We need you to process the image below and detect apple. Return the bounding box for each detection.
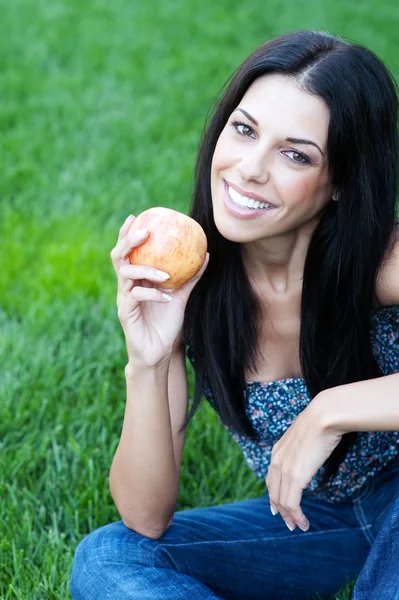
[128,207,208,289]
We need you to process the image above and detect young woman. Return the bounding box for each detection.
[70,31,399,600]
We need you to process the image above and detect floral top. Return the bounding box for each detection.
[185,305,399,503]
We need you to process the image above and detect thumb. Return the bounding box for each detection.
[193,252,210,282]
[179,252,210,295]
[196,252,210,279]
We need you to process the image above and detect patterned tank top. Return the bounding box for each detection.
[185,305,399,503]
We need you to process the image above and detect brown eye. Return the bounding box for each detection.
[231,121,255,138]
[237,124,252,135]
[283,150,311,165]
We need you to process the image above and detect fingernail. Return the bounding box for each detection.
[155,270,170,280]
[270,505,277,516]
[298,523,309,532]
[162,293,172,302]
[135,228,148,236]
[285,522,294,531]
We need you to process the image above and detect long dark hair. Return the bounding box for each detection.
[181,30,399,485]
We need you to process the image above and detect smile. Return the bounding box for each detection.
[223,180,276,220]
[227,185,273,210]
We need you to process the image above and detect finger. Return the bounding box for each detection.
[116,282,172,319]
[265,464,282,519]
[265,488,279,516]
[110,228,149,268]
[130,286,172,303]
[286,482,309,532]
[278,473,299,532]
[195,252,210,279]
[117,214,135,244]
[119,264,171,294]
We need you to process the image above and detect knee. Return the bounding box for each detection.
[70,521,143,599]
[70,523,114,599]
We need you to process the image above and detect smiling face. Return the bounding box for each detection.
[210,74,335,243]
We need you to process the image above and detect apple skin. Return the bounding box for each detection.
[128,207,208,289]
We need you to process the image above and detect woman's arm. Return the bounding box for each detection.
[316,372,399,434]
[109,356,184,540]
[265,373,399,533]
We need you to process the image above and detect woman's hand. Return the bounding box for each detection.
[110,214,209,369]
[265,396,342,532]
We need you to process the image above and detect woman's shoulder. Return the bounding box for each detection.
[375,224,399,307]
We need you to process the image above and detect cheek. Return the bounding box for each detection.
[279,171,330,204]
[212,132,239,173]
[212,141,226,172]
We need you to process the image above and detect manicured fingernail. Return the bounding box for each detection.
[285,522,294,531]
[298,523,309,532]
[135,228,148,236]
[270,505,277,516]
[155,270,170,280]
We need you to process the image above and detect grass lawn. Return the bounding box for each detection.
[1,0,398,597]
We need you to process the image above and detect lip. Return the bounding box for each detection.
[223,180,276,220]
[225,180,276,207]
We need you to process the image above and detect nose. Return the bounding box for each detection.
[236,145,270,185]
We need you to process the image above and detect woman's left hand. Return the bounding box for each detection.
[265,395,342,532]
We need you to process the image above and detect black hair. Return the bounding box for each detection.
[181,30,399,485]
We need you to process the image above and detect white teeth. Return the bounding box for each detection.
[228,186,272,210]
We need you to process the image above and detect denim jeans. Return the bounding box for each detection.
[70,460,399,600]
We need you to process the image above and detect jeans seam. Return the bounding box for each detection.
[154,525,364,550]
[353,501,375,547]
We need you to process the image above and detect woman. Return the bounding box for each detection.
[70,31,399,599]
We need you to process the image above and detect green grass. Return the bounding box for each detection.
[1,0,398,597]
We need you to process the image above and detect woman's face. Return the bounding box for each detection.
[210,74,335,243]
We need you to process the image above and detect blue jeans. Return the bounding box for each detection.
[70,461,399,600]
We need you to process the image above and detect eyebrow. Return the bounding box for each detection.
[235,108,325,157]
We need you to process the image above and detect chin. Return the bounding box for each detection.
[212,210,255,243]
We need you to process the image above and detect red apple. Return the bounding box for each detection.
[128,207,208,289]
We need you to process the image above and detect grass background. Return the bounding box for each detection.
[1,0,398,597]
